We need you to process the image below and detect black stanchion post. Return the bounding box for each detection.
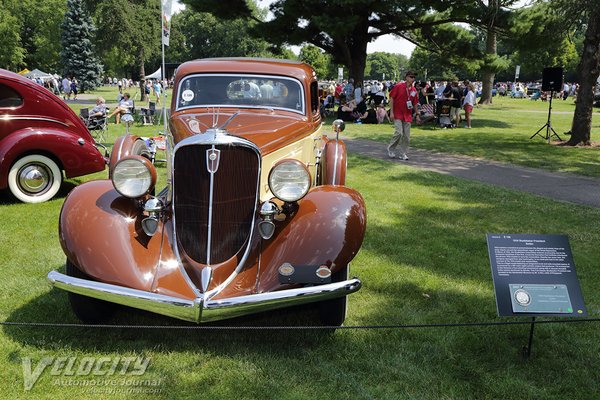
[522,317,536,359]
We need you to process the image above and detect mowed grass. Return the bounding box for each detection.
[0,87,598,398]
[340,95,600,177]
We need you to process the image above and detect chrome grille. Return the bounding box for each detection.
[173,143,259,264]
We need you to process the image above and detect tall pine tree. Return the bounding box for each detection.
[60,0,103,91]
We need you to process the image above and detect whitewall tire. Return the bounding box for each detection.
[8,154,62,203]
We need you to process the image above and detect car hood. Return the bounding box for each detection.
[170,111,318,155]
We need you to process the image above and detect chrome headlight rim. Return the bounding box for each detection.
[268,159,311,203]
[111,155,157,198]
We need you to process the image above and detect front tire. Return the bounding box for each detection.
[8,154,62,203]
[318,265,349,327]
[66,260,116,324]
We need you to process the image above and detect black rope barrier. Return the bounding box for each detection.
[1,318,599,330]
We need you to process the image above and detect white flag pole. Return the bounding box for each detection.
[160,0,172,190]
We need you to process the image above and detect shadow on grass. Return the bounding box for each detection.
[417,118,511,130]
[3,287,337,353]
[0,181,78,205]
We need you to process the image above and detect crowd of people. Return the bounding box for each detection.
[318,76,535,160]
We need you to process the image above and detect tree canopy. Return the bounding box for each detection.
[60,0,103,91]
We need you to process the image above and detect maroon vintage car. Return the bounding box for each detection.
[0,69,106,203]
[49,58,367,327]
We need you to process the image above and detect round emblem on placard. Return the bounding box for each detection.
[514,289,531,306]
[279,263,295,276]
[316,265,331,279]
[209,153,217,161]
[182,89,194,102]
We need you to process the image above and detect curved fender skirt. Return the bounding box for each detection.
[48,270,361,323]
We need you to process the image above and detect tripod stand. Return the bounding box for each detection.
[530,90,562,143]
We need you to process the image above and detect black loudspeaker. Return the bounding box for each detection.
[542,67,563,91]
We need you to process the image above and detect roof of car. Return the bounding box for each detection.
[174,58,316,83]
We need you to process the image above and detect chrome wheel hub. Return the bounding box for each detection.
[18,164,52,195]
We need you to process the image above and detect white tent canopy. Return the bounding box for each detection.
[145,67,162,80]
[24,69,53,80]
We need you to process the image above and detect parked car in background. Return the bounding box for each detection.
[49,58,367,327]
[0,69,106,202]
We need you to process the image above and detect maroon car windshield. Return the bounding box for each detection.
[176,74,305,114]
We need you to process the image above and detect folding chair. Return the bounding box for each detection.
[140,101,156,125]
[81,107,108,143]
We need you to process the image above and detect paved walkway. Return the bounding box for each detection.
[344,137,600,208]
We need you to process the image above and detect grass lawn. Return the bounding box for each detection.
[0,89,598,399]
[340,95,600,177]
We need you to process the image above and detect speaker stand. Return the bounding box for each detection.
[530,91,562,143]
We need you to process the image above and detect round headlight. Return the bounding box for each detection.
[268,160,311,202]
[111,156,156,198]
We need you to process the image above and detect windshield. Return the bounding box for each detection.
[176,74,305,114]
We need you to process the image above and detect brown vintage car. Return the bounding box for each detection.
[48,58,367,326]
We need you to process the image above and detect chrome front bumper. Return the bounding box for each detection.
[47,270,361,323]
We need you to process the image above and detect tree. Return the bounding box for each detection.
[182,0,502,86]
[408,24,481,81]
[299,45,331,79]
[1,0,66,72]
[60,0,103,91]
[0,8,24,70]
[168,7,272,62]
[366,52,408,81]
[518,0,599,145]
[564,4,600,146]
[506,1,581,82]
[94,0,161,80]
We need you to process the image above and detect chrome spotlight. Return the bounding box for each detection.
[141,197,163,237]
[258,201,280,240]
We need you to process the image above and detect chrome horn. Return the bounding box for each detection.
[332,119,345,140]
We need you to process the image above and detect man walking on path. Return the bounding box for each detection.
[388,70,420,160]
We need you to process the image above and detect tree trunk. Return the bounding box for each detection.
[564,7,600,146]
[138,47,147,102]
[479,21,497,105]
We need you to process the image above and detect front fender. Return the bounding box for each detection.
[257,185,366,292]
[59,179,199,300]
[59,180,162,292]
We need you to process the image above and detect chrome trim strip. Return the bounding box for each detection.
[332,141,339,185]
[176,73,306,115]
[206,145,216,264]
[201,278,362,322]
[48,270,360,324]
[0,115,69,127]
[48,271,201,323]
[172,132,261,297]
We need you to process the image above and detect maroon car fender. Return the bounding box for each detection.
[257,185,366,293]
[0,127,105,188]
[320,139,347,185]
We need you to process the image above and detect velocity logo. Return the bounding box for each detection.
[22,356,151,391]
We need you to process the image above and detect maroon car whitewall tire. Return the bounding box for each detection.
[7,154,62,203]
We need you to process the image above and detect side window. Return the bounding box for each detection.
[0,83,23,108]
[310,81,319,114]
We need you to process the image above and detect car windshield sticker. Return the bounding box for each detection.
[182,89,194,102]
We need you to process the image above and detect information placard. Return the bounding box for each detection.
[487,234,586,317]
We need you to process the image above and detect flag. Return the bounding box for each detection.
[162,0,173,46]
